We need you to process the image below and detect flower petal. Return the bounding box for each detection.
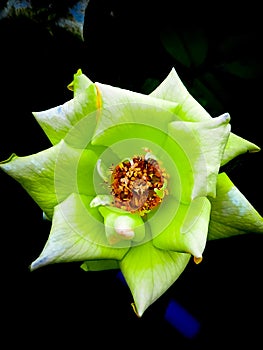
[54,142,105,201]
[119,237,191,317]
[0,141,103,219]
[152,196,211,259]
[167,113,231,199]
[221,133,260,166]
[30,193,129,270]
[208,172,263,239]
[151,67,260,163]
[91,82,179,147]
[33,82,98,145]
[150,67,211,122]
[0,145,59,219]
[67,68,93,95]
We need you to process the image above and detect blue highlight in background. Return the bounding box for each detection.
[117,271,201,338]
[165,299,201,338]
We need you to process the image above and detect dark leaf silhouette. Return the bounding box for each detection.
[0,0,90,39]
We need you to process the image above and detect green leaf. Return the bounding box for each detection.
[183,29,208,67]
[208,172,263,239]
[141,78,160,94]
[191,78,224,112]
[160,29,191,67]
[223,60,262,80]
[80,259,119,271]
[160,28,208,67]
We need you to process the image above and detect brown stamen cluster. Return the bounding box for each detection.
[111,155,168,215]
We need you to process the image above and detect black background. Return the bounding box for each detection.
[0,1,263,348]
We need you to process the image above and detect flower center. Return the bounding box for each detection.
[110,154,168,215]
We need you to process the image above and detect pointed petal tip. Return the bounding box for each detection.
[215,112,230,125]
[249,145,261,153]
[221,112,231,123]
[30,256,50,271]
[29,262,36,272]
[131,302,142,318]
[193,256,203,264]
[29,261,39,272]
[76,68,83,75]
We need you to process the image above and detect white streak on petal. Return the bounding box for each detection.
[227,188,247,216]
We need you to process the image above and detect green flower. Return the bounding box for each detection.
[1,67,262,316]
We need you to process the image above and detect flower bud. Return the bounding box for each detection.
[99,206,145,245]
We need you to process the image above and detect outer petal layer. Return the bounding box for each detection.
[150,67,211,122]
[30,193,129,270]
[119,237,191,317]
[150,67,260,164]
[33,83,98,146]
[0,145,59,219]
[167,113,230,200]
[0,141,102,219]
[208,172,263,239]
[67,68,93,96]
